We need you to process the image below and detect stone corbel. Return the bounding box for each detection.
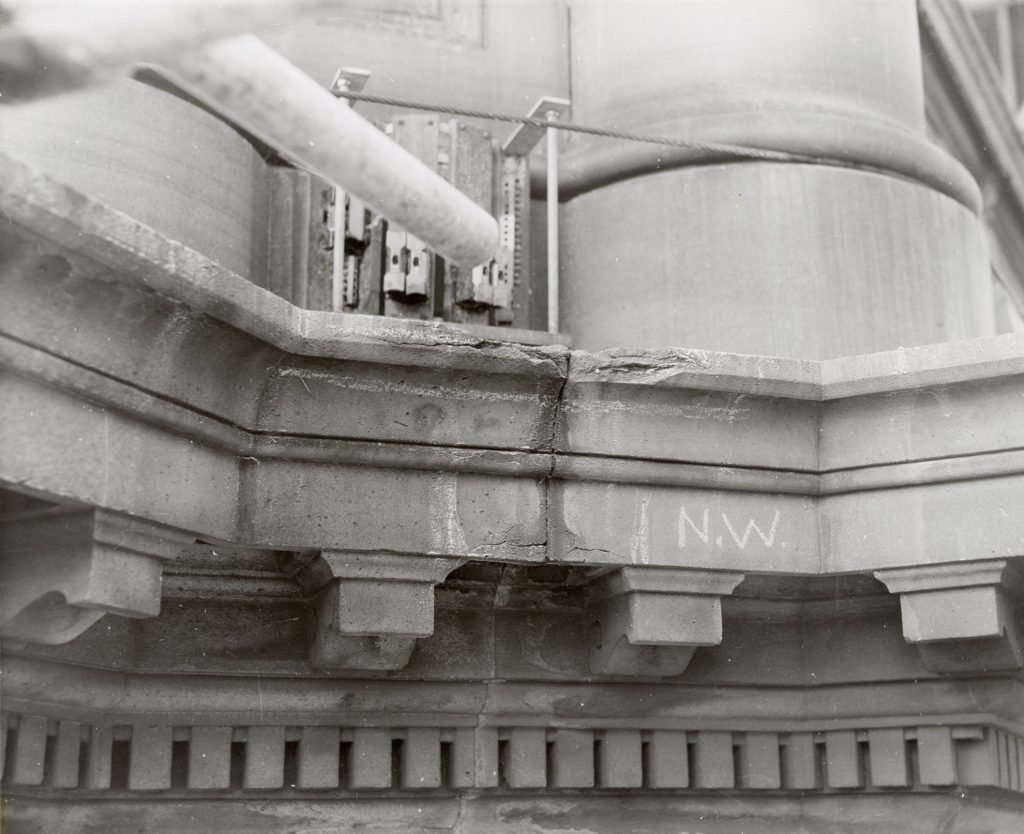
[281,551,464,671]
[586,567,745,677]
[0,507,190,644]
[875,560,1024,674]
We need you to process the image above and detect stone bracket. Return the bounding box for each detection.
[281,551,464,671]
[585,567,745,677]
[0,507,190,645]
[875,560,1024,674]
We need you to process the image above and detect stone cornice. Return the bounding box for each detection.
[0,152,569,378]
[4,158,1024,571]
[4,656,1023,730]
[3,152,1024,673]
[5,151,1024,398]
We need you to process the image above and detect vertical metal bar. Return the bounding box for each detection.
[331,81,353,312]
[546,112,560,334]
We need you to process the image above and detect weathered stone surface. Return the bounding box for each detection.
[3,120,1024,832]
[820,374,1024,470]
[561,366,819,471]
[282,551,463,671]
[260,353,562,451]
[1,372,240,541]
[8,793,1024,834]
[550,480,817,573]
[822,475,1024,573]
[586,568,744,676]
[876,560,1024,673]
[1,506,190,644]
[4,158,1024,586]
[245,464,547,558]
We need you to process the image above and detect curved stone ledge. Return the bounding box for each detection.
[542,110,982,215]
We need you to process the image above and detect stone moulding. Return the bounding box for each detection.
[2,151,1024,675]
[2,708,1022,796]
[0,508,191,645]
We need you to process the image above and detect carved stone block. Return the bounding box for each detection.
[281,551,463,670]
[586,567,744,676]
[875,560,1024,673]
[0,506,190,644]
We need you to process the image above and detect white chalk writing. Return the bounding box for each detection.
[679,507,780,550]
[678,507,710,546]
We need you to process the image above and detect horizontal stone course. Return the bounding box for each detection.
[3,711,1018,797]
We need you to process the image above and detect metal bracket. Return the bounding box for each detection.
[502,96,571,157]
[329,66,372,311]
[502,96,570,334]
[330,67,372,98]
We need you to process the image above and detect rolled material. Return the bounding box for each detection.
[161,35,499,268]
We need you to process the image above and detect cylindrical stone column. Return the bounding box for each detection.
[561,0,994,358]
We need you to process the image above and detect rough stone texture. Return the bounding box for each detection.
[2,88,1024,833]
[1,507,190,645]
[8,793,1024,834]
[876,560,1024,673]
[586,568,744,675]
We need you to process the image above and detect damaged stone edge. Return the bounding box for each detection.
[6,150,1024,398]
[0,152,569,379]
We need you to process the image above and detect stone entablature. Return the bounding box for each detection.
[3,153,1024,677]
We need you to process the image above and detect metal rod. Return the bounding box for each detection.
[161,35,498,268]
[546,111,560,334]
[331,82,353,313]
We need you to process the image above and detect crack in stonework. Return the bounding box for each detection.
[567,544,619,558]
[537,367,570,562]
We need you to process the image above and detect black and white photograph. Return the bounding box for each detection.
[1,0,1023,831]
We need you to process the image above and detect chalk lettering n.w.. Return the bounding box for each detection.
[678,506,780,550]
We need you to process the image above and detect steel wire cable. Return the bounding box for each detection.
[335,90,829,165]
